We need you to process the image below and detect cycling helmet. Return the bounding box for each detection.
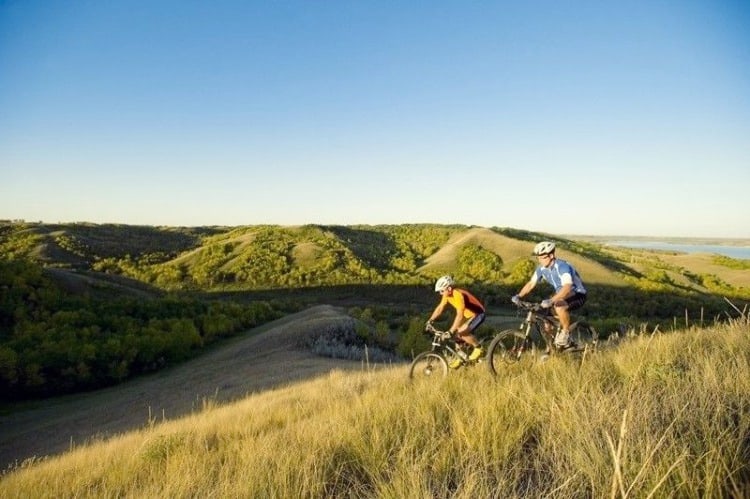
[532,241,556,256]
[434,275,454,292]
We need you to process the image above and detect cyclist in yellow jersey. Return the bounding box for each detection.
[426,275,485,368]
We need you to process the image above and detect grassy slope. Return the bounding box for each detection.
[0,305,367,471]
[420,227,527,270]
[420,227,626,285]
[1,317,748,497]
[664,252,750,288]
[43,268,163,300]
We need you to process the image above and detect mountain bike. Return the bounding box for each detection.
[408,323,484,380]
[486,300,599,377]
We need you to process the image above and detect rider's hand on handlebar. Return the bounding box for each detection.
[511,295,521,306]
[541,299,553,308]
[424,320,433,332]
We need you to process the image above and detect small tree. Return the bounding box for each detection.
[396,317,431,359]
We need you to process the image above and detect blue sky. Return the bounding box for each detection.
[1,1,749,237]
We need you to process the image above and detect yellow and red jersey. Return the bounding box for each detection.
[439,288,485,318]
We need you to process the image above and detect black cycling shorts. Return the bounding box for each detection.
[562,293,587,311]
[466,312,486,332]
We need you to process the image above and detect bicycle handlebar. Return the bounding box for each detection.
[513,300,550,312]
[424,323,452,340]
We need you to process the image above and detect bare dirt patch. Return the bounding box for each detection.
[291,241,324,268]
[0,305,383,471]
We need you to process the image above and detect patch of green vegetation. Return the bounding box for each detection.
[490,226,545,241]
[712,255,750,270]
[0,258,282,401]
[0,227,43,259]
[456,244,504,282]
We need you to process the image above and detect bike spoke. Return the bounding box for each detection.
[409,352,448,380]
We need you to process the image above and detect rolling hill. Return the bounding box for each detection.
[3,221,748,296]
[2,221,748,407]
[2,221,749,484]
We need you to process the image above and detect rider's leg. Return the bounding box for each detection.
[553,302,573,347]
[456,327,479,348]
[461,313,485,360]
[555,304,572,331]
[457,313,485,347]
[447,327,478,368]
[553,294,587,348]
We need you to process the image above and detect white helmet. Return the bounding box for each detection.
[532,241,556,256]
[434,275,454,292]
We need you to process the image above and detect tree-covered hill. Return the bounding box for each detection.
[4,222,747,298]
[2,221,748,401]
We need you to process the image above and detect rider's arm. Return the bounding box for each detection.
[517,273,539,298]
[428,296,447,322]
[549,282,573,304]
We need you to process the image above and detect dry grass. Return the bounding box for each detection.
[0,305,368,471]
[2,317,748,498]
[420,227,531,272]
[664,253,750,289]
[292,241,325,268]
[602,245,750,290]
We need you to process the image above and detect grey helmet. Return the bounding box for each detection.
[532,241,556,256]
[434,275,455,292]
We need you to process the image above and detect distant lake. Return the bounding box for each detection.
[606,241,750,260]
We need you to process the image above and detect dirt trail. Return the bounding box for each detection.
[0,305,374,471]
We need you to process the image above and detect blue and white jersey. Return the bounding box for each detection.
[530,258,587,295]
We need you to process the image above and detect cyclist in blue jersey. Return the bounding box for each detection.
[511,241,587,349]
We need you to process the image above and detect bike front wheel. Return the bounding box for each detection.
[486,330,534,377]
[409,352,448,380]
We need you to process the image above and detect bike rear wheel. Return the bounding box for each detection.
[409,352,448,380]
[487,330,534,376]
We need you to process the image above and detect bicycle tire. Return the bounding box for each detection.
[486,330,534,376]
[409,352,448,380]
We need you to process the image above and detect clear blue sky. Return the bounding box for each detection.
[2,1,749,238]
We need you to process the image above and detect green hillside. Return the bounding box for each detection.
[3,221,747,296]
[2,221,748,401]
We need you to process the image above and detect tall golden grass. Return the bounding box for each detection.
[2,319,748,498]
